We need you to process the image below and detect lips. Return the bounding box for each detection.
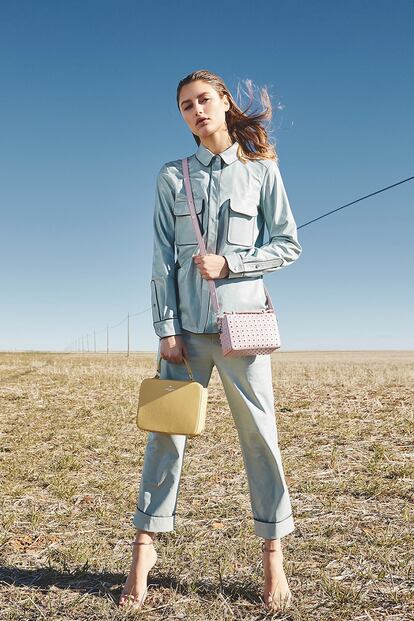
[196,117,209,126]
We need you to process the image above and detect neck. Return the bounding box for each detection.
[200,132,233,155]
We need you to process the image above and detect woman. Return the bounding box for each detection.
[119,69,302,613]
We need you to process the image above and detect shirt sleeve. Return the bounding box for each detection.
[222,161,302,278]
[151,165,183,338]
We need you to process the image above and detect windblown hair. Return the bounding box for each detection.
[176,69,280,164]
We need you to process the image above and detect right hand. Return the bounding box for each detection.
[159,334,189,364]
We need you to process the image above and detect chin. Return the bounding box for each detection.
[198,127,216,137]
[195,124,217,136]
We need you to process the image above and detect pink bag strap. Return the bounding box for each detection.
[181,157,222,316]
[181,157,274,314]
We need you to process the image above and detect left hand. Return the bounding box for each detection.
[193,253,229,279]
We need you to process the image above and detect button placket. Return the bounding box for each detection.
[208,155,222,253]
[201,154,222,332]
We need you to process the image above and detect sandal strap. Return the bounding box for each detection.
[261,541,282,553]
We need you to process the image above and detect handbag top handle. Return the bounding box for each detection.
[155,354,194,380]
[181,157,274,316]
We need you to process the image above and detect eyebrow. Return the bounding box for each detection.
[180,91,211,107]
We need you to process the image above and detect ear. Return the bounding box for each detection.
[222,94,231,112]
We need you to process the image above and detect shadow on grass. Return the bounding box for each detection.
[0,565,263,606]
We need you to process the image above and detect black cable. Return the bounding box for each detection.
[297,175,414,229]
[68,175,413,350]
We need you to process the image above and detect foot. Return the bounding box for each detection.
[261,539,292,613]
[118,531,158,610]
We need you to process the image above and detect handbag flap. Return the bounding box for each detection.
[137,377,208,436]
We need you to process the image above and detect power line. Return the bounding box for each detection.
[64,306,152,353]
[67,174,413,352]
[297,175,414,229]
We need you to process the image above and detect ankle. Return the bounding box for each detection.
[135,529,156,545]
[263,537,282,552]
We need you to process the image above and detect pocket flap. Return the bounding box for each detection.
[229,196,258,216]
[173,197,203,215]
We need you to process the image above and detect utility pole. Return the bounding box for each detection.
[127,313,130,357]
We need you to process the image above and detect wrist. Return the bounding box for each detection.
[222,256,230,277]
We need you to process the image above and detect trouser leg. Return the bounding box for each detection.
[132,330,214,532]
[212,335,295,539]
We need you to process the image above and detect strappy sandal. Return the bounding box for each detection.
[261,541,283,553]
[261,541,292,612]
[118,540,156,609]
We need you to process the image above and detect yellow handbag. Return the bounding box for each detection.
[136,355,208,437]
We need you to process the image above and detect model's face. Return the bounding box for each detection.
[178,80,230,138]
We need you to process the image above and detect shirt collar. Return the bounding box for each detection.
[195,140,240,166]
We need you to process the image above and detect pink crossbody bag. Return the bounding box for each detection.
[182,157,281,357]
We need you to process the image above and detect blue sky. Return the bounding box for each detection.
[1,0,413,352]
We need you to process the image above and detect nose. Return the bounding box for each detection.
[195,105,204,120]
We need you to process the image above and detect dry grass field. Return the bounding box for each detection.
[0,350,413,621]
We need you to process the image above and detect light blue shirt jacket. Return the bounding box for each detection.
[151,140,302,338]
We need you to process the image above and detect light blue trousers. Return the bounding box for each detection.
[132,329,295,539]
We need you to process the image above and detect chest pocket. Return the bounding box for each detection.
[227,196,258,247]
[173,197,204,246]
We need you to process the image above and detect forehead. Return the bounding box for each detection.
[179,81,216,106]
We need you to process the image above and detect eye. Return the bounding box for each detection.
[183,97,209,111]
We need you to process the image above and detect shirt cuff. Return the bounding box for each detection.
[224,253,284,278]
[223,252,245,278]
[153,318,183,338]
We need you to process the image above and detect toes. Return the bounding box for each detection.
[263,589,292,612]
[118,589,148,609]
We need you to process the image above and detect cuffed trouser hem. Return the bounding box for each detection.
[132,507,175,533]
[253,513,295,539]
